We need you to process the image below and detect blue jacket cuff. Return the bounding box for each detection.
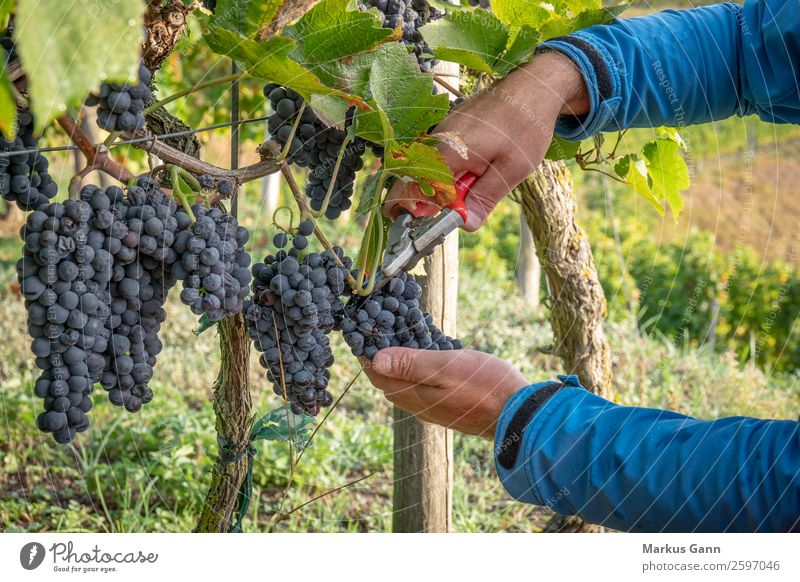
[494,374,583,506]
[539,33,623,141]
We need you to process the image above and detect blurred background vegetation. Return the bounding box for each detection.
[1,1,798,533]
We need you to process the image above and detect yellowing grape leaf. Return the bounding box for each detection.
[384,141,455,204]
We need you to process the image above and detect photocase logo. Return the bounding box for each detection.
[20,542,46,570]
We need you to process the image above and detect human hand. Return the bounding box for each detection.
[362,348,529,437]
[384,51,589,231]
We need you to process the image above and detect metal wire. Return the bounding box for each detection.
[0,114,270,159]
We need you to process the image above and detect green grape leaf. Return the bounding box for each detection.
[616,154,665,215]
[421,9,509,74]
[0,0,13,27]
[251,407,315,451]
[16,0,145,132]
[559,0,603,12]
[540,4,628,39]
[310,94,349,128]
[368,43,450,142]
[643,138,690,219]
[490,0,555,28]
[384,140,455,202]
[493,25,540,76]
[655,126,687,150]
[545,135,581,161]
[353,100,394,146]
[284,0,394,64]
[211,0,283,38]
[0,65,16,139]
[569,4,629,30]
[206,28,366,108]
[312,50,376,98]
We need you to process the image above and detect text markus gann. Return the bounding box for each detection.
[49,542,158,564]
[643,544,721,554]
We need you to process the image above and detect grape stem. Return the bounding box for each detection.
[67,165,93,200]
[354,197,383,296]
[434,75,465,99]
[275,101,307,164]
[169,165,197,222]
[174,166,202,191]
[271,205,296,233]
[265,141,358,288]
[142,71,247,116]
[103,131,121,147]
[311,133,350,219]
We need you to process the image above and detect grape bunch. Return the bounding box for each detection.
[467,0,491,8]
[202,0,217,12]
[82,179,179,412]
[340,271,461,359]
[362,0,443,72]
[197,173,235,198]
[1,109,60,211]
[264,83,366,220]
[173,204,252,321]
[87,62,153,133]
[246,220,352,415]
[19,200,111,443]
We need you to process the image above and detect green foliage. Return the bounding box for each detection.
[0,64,15,138]
[14,0,145,132]
[362,43,449,142]
[421,10,511,74]
[284,0,394,63]
[211,0,283,38]
[251,408,315,452]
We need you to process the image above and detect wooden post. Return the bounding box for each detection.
[516,212,541,307]
[392,235,457,532]
[392,19,458,531]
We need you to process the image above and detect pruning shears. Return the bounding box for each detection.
[380,172,478,281]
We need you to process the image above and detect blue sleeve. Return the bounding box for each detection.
[494,375,800,532]
[538,0,800,139]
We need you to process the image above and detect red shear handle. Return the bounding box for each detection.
[448,171,478,223]
[409,171,478,221]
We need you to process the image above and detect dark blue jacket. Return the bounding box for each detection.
[494,0,800,532]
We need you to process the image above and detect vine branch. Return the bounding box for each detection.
[56,114,135,183]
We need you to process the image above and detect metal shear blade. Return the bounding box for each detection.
[380,209,464,282]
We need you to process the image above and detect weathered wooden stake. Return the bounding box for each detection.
[392,234,457,532]
[392,28,458,531]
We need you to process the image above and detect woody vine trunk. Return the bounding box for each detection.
[194,314,253,532]
[517,160,612,533]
